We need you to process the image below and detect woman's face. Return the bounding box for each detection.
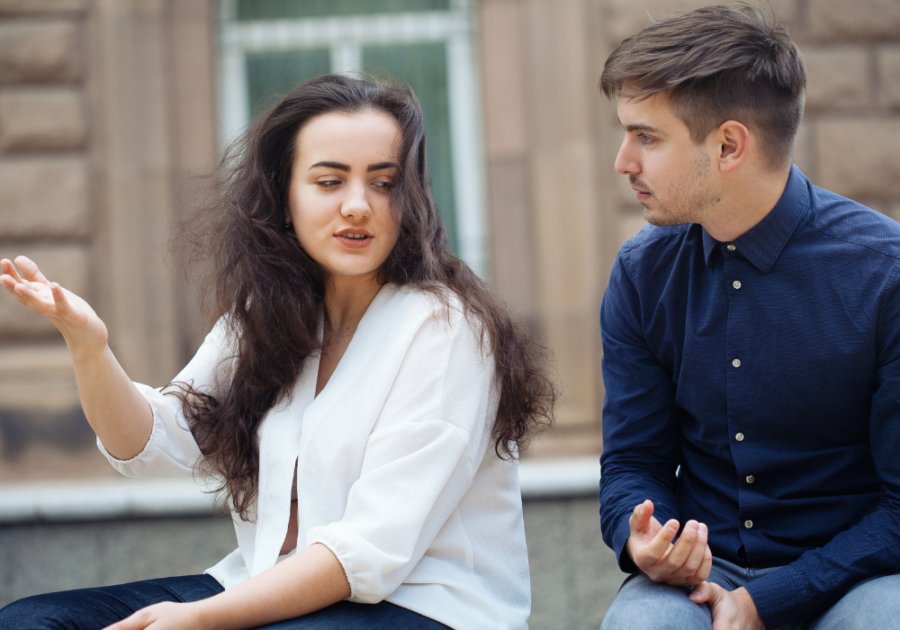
[287,109,402,286]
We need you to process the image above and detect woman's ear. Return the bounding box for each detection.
[716,120,750,173]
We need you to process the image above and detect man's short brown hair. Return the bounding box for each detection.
[600,3,806,170]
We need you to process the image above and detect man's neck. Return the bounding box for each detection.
[702,166,792,243]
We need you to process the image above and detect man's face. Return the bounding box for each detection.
[615,93,719,227]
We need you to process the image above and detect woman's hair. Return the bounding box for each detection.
[600,3,806,170]
[174,74,557,519]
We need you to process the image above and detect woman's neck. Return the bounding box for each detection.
[323,273,383,341]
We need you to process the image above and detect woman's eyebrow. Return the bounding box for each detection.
[368,161,399,172]
[309,161,350,171]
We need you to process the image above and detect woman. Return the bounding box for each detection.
[0,75,555,630]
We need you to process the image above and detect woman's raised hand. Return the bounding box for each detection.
[2,255,153,459]
[0,256,108,351]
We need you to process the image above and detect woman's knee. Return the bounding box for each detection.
[0,594,73,630]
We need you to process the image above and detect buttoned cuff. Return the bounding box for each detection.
[744,565,814,628]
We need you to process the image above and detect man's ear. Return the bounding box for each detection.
[715,120,750,173]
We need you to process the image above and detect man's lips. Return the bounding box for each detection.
[629,179,651,202]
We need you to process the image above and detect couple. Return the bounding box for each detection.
[2,5,899,630]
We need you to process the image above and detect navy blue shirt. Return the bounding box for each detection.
[599,166,900,627]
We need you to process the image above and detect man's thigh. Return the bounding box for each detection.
[599,557,747,630]
[805,574,900,630]
[599,573,713,630]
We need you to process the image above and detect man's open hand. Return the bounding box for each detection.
[625,499,712,586]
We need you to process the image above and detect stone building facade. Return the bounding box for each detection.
[0,0,898,475]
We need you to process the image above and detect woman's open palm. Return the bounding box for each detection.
[0,256,108,350]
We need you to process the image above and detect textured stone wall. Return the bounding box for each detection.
[802,0,900,216]
[1,0,897,466]
[0,0,218,469]
[0,0,88,447]
[607,0,900,239]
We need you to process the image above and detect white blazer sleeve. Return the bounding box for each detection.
[97,317,233,478]
[306,306,499,603]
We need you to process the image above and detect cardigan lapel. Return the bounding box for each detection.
[298,284,402,439]
[250,349,319,576]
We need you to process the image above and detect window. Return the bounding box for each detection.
[218,0,487,275]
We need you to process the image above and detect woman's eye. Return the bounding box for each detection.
[374,180,395,191]
[317,179,341,188]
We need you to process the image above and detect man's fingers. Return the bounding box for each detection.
[693,545,713,584]
[640,518,679,563]
[654,519,696,567]
[689,580,723,605]
[671,522,708,582]
[14,256,50,285]
[628,500,655,534]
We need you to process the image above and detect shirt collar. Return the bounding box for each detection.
[702,165,809,272]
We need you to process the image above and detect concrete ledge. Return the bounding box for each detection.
[518,456,600,499]
[0,478,218,523]
[0,456,600,524]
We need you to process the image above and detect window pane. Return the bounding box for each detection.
[237,0,449,21]
[246,49,331,116]
[363,43,457,253]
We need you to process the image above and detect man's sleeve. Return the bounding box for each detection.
[599,247,681,571]
[744,263,900,627]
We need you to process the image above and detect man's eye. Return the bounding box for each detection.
[637,133,654,145]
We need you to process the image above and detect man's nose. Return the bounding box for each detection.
[615,137,639,176]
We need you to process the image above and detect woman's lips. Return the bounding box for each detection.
[334,234,372,249]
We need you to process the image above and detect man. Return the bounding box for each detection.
[598,5,900,630]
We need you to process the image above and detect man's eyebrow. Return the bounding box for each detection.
[616,116,662,134]
[367,161,399,172]
[309,161,350,171]
[625,123,662,134]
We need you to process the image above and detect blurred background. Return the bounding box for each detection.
[0,0,898,627]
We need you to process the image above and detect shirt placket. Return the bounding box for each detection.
[723,242,757,560]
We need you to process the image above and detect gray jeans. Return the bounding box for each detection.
[600,556,900,630]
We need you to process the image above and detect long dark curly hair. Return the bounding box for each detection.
[174,74,557,519]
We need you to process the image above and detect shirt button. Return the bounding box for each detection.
[744,520,754,529]
[746,475,755,484]
[727,244,736,251]
[732,358,741,368]
[733,280,742,290]
[735,432,745,441]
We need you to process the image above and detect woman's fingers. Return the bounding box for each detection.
[1,258,48,306]
[14,255,50,285]
[50,282,71,315]
[1,257,24,283]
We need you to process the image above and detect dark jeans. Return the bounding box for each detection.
[0,574,452,630]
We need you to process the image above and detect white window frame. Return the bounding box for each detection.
[218,0,488,276]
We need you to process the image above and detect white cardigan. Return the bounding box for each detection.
[98,284,531,630]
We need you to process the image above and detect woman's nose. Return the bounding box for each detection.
[340,181,372,219]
